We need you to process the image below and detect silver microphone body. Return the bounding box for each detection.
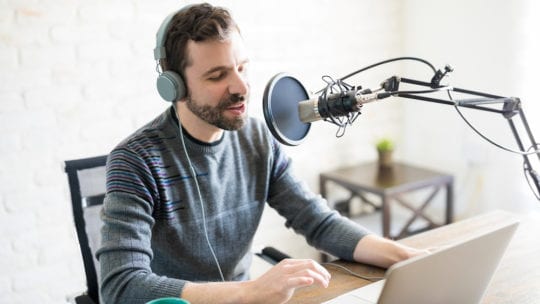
[298,91,379,123]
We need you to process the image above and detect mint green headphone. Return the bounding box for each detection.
[153,8,188,102]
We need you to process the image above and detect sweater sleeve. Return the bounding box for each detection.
[266,140,372,261]
[96,149,185,304]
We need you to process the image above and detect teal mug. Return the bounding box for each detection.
[146,298,190,304]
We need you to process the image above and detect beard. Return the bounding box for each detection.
[185,93,248,131]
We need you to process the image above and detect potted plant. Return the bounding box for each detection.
[376,138,395,168]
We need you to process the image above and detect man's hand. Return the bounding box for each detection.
[242,259,331,304]
[353,234,429,268]
[182,259,330,304]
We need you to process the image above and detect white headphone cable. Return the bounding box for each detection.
[172,103,225,282]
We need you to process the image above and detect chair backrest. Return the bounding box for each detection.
[65,155,108,304]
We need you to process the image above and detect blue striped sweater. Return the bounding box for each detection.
[96,106,369,303]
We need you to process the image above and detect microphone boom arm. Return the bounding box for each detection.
[387,76,540,200]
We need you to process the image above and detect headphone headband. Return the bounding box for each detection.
[154,10,179,61]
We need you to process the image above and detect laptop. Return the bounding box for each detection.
[324,219,519,304]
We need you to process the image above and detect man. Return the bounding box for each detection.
[97,3,425,304]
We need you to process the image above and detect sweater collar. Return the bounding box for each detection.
[168,106,225,146]
[167,106,228,154]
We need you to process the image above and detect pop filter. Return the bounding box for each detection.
[262,73,311,146]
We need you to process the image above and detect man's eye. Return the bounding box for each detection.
[208,72,225,81]
[238,63,249,74]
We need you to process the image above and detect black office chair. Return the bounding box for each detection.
[65,155,108,304]
[65,155,291,304]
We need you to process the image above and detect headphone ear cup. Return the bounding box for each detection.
[156,71,186,102]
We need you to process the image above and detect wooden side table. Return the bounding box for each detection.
[319,162,454,239]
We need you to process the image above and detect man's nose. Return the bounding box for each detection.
[229,71,249,96]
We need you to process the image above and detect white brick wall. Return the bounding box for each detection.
[0,1,403,302]
[4,0,537,303]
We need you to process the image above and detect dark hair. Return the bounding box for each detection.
[162,3,239,77]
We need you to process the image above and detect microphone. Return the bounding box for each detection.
[298,89,388,123]
[262,73,390,146]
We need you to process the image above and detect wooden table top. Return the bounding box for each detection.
[320,162,453,195]
[288,210,540,303]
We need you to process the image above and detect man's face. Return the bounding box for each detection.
[182,30,250,131]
